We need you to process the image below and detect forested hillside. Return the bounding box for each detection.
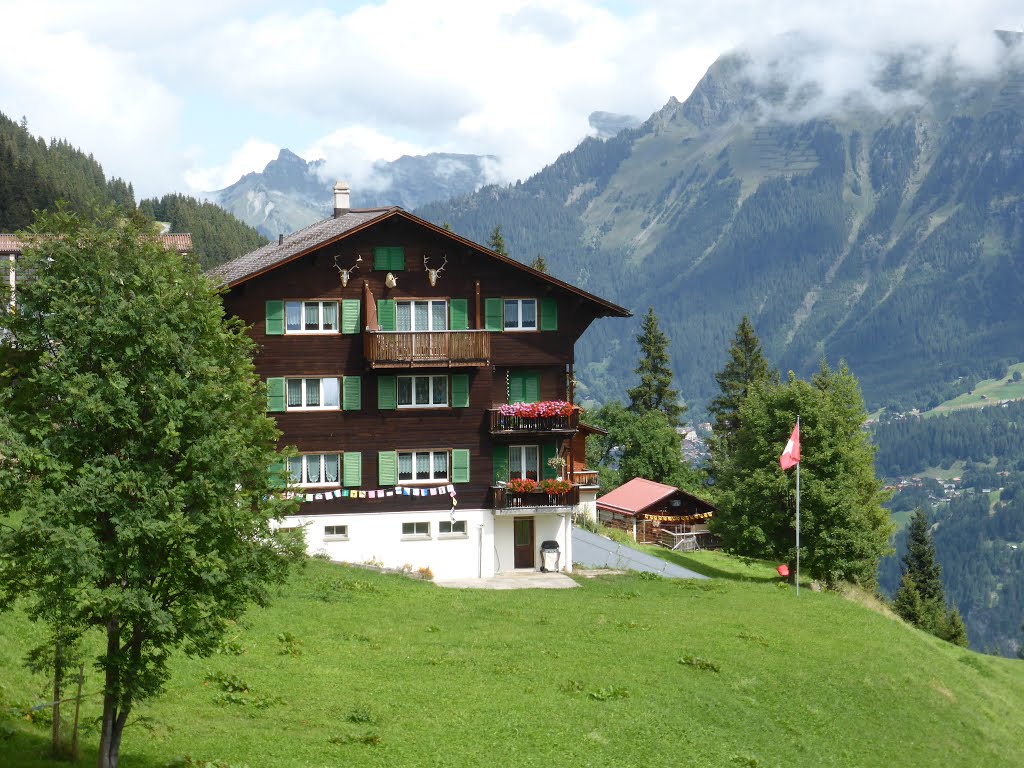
[417,34,1024,416]
[0,110,265,266]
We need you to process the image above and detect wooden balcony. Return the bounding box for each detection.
[571,469,599,487]
[488,408,580,439]
[491,485,580,513]
[364,330,490,368]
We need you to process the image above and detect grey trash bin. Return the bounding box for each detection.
[540,540,560,573]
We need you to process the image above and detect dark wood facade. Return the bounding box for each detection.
[217,210,629,515]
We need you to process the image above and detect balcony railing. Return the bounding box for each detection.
[488,408,580,437]
[571,469,599,486]
[492,485,580,511]
[364,330,490,368]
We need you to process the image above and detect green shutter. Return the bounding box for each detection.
[540,297,558,331]
[269,459,287,489]
[492,445,509,484]
[378,375,397,410]
[265,300,284,335]
[541,442,558,480]
[484,298,503,331]
[449,298,468,330]
[508,371,539,404]
[509,371,525,404]
[389,246,405,271]
[376,299,396,331]
[373,246,404,271]
[452,449,470,484]
[343,452,362,487]
[266,377,286,412]
[341,299,360,334]
[378,451,397,486]
[343,376,361,411]
[451,374,469,408]
[524,372,540,404]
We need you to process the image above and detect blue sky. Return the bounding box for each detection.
[1,1,1021,201]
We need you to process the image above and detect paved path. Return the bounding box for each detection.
[571,528,707,579]
[435,571,578,590]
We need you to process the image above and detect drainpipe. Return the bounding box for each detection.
[478,523,484,578]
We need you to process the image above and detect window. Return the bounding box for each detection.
[288,454,341,486]
[285,301,338,332]
[397,300,448,332]
[402,521,430,537]
[398,450,449,483]
[286,378,340,409]
[324,524,348,539]
[504,299,537,331]
[398,375,448,407]
[509,445,540,481]
[439,520,467,536]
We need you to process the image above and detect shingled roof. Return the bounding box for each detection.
[206,207,631,319]
[0,232,193,255]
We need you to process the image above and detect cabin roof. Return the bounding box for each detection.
[206,207,631,319]
[0,232,193,255]
[597,477,715,516]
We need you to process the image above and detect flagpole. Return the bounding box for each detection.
[795,415,800,597]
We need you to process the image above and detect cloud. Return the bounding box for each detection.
[302,125,432,193]
[184,139,281,194]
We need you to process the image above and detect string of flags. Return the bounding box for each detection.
[285,484,459,505]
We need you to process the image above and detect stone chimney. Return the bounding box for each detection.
[333,181,351,217]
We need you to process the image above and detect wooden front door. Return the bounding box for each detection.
[513,517,535,569]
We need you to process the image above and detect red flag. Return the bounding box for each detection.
[780,423,800,470]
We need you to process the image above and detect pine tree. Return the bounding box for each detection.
[894,509,968,646]
[709,316,776,459]
[531,255,548,273]
[627,307,685,428]
[488,226,508,256]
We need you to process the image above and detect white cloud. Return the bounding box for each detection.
[3,1,1024,198]
[303,125,432,192]
[183,139,281,194]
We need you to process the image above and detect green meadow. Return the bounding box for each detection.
[1,556,1022,767]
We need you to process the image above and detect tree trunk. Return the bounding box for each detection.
[52,631,62,757]
[97,622,119,768]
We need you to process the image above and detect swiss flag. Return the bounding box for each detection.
[779,423,800,470]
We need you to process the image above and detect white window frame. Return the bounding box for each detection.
[509,445,540,481]
[401,521,431,539]
[503,298,537,331]
[397,375,448,408]
[285,377,340,410]
[323,524,349,541]
[397,450,450,484]
[439,520,467,538]
[285,300,339,333]
[288,453,341,487]
[396,299,448,332]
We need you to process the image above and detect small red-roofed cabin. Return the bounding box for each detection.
[597,477,716,549]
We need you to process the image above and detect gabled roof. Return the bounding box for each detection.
[597,478,679,516]
[206,207,631,319]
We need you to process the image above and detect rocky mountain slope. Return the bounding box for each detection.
[417,33,1024,414]
[212,148,495,238]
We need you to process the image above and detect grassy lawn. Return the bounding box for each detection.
[1,558,1022,767]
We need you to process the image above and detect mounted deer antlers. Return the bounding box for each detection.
[424,254,448,287]
[334,253,361,287]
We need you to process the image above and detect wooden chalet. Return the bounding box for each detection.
[597,477,717,550]
[209,183,630,579]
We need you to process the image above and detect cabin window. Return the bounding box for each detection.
[398,450,449,483]
[439,520,467,536]
[509,445,540,481]
[323,525,348,539]
[504,299,537,331]
[402,521,430,538]
[396,300,448,332]
[286,377,340,409]
[397,375,448,407]
[288,454,341,486]
[285,300,339,332]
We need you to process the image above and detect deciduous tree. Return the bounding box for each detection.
[0,208,302,767]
